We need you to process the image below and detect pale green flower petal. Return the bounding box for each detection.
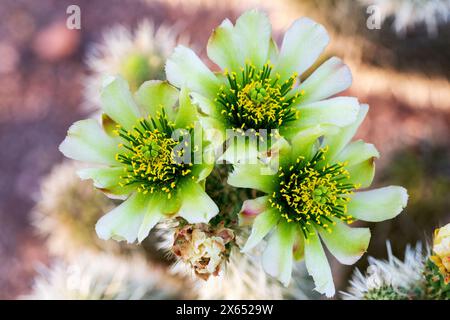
[293,233,305,260]
[190,92,222,119]
[268,38,279,64]
[274,17,329,80]
[177,181,219,223]
[292,97,360,129]
[198,116,226,138]
[227,164,275,193]
[206,10,272,70]
[96,192,172,244]
[134,80,179,120]
[347,186,408,222]
[262,221,297,286]
[233,9,271,68]
[290,125,325,161]
[77,167,134,199]
[196,10,272,86]
[333,140,379,188]
[137,195,165,243]
[276,138,293,158]
[193,99,227,150]
[101,113,118,137]
[207,19,243,72]
[334,140,379,166]
[218,136,259,164]
[95,192,150,243]
[322,104,369,160]
[100,76,141,130]
[59,119,119,165]
[240,196,269,218]
[239,196,269,226]
[298,57,352,104]
[166,45,221,99]
[190,163,214,183]
[241,208,279,252]
[319,219,370,265]
[304,228,335,297]
[347,158,376,188]
[198,116,227,156]
[175,87,198,128]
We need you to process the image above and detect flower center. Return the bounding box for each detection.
[216,62,302,131]
[269,147,358,237]
[115,111,193,198]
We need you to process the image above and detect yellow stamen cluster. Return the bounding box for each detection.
[269,147,358,237]
[215,62,303,130]
[115,114,193,199]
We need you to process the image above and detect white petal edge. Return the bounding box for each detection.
[206,19,243,72]
[177,182,219,224]
[241,208,279,252]
[166,45,221,99]
[59,119,119,165]
[298,57,352,104]
[233,9,272,68]
[77,167,133,199]
[100,76,141,130]
[134,80,179,120]
[262,222,297,286]
[227,164,275,193]
[95,193,148,243]
[274,17,329,80]
[319,219,370,265]
[137,196,165,243]
[322,104,369,160]
[304,228,335,297]
[333,140,379,166]
[347,186,408,222]
[294,96,360,129]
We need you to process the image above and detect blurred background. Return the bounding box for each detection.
[0,0,449,299]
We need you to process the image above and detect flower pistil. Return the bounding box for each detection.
[269,147,358,237]
[115,110,194,199]
[216,62,303,130]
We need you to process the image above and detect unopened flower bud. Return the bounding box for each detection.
[430,223,450,284]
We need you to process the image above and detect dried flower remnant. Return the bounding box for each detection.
[172,222,235,280]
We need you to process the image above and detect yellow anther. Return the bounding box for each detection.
[272,148,357,234]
